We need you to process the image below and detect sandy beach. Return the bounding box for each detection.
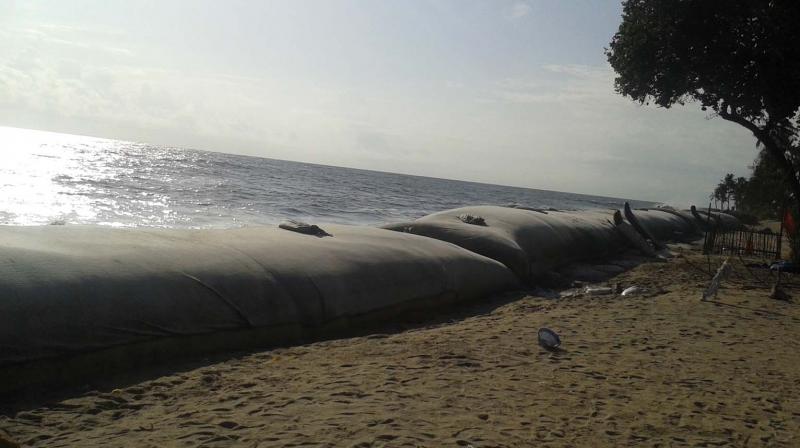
[3,1,798,446]
[2,246,799,447]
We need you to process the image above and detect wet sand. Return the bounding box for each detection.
[2,248,800,447]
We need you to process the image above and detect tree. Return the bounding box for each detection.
[713,151,791,220]
[732,176,748,210]
[722,173,737,210]
[742,150,792,218]
[606,0,800,218]
[711,181,727,210]
[711,173,737,210]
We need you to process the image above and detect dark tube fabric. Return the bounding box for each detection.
[384,206,624,281]
[0,224,517,368]
[627,209,699,241]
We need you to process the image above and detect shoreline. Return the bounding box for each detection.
[2,205,711,396]
[3,245,798,447]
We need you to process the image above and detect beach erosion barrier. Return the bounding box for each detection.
[688,206,744,232]
[383,206,626,281]
[626,208,699,241]
[382,205,715,282]
[0,224,517,395]
[0,205,740,395]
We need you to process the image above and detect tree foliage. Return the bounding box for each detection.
[711,173,738,210]
[606,0,800,214]
[715,150,791,219]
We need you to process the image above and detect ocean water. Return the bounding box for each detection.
[1,127,654,228]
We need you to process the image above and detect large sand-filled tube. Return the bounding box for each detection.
[0,224,517,394]
[625,208,700,241]
[664,208,707,232]
[713,212,743,231]
[689,206,743,231]
[383,206,625,282]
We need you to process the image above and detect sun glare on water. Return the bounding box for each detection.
[0,126,108,226]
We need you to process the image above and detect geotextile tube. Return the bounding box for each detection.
[383,205,625,282]
[713,211,743,231]
[0,224,517,394]
[624,208,699,242]
[623,203,666,250]
[690,206,742,231]
[657,208,705,233]
[1,205,742,395]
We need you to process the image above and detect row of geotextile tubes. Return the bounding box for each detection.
[0,205,739,395]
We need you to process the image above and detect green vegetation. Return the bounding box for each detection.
[713,152,791,221]
[607,0,799,258]
[606,1,799,213]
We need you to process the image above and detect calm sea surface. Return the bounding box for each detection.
[1,127,654,228]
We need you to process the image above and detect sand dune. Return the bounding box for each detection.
[2,248,799,447]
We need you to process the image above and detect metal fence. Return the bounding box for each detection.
[703,228,782,259]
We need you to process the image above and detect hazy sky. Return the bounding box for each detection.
[1,0,760,205]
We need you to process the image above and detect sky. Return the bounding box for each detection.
[0,0,761,205]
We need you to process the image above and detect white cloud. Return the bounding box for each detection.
[542,63,609,78]
[506,1,533,20]
[491,64,615,104]
[474,63,759,205]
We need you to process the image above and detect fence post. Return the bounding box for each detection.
[776,202,786,260]
[703,202,714,255]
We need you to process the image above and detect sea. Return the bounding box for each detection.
[1,126,655,228]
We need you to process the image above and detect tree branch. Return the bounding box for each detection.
[718,103,800,209]
[718,104,763,137]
